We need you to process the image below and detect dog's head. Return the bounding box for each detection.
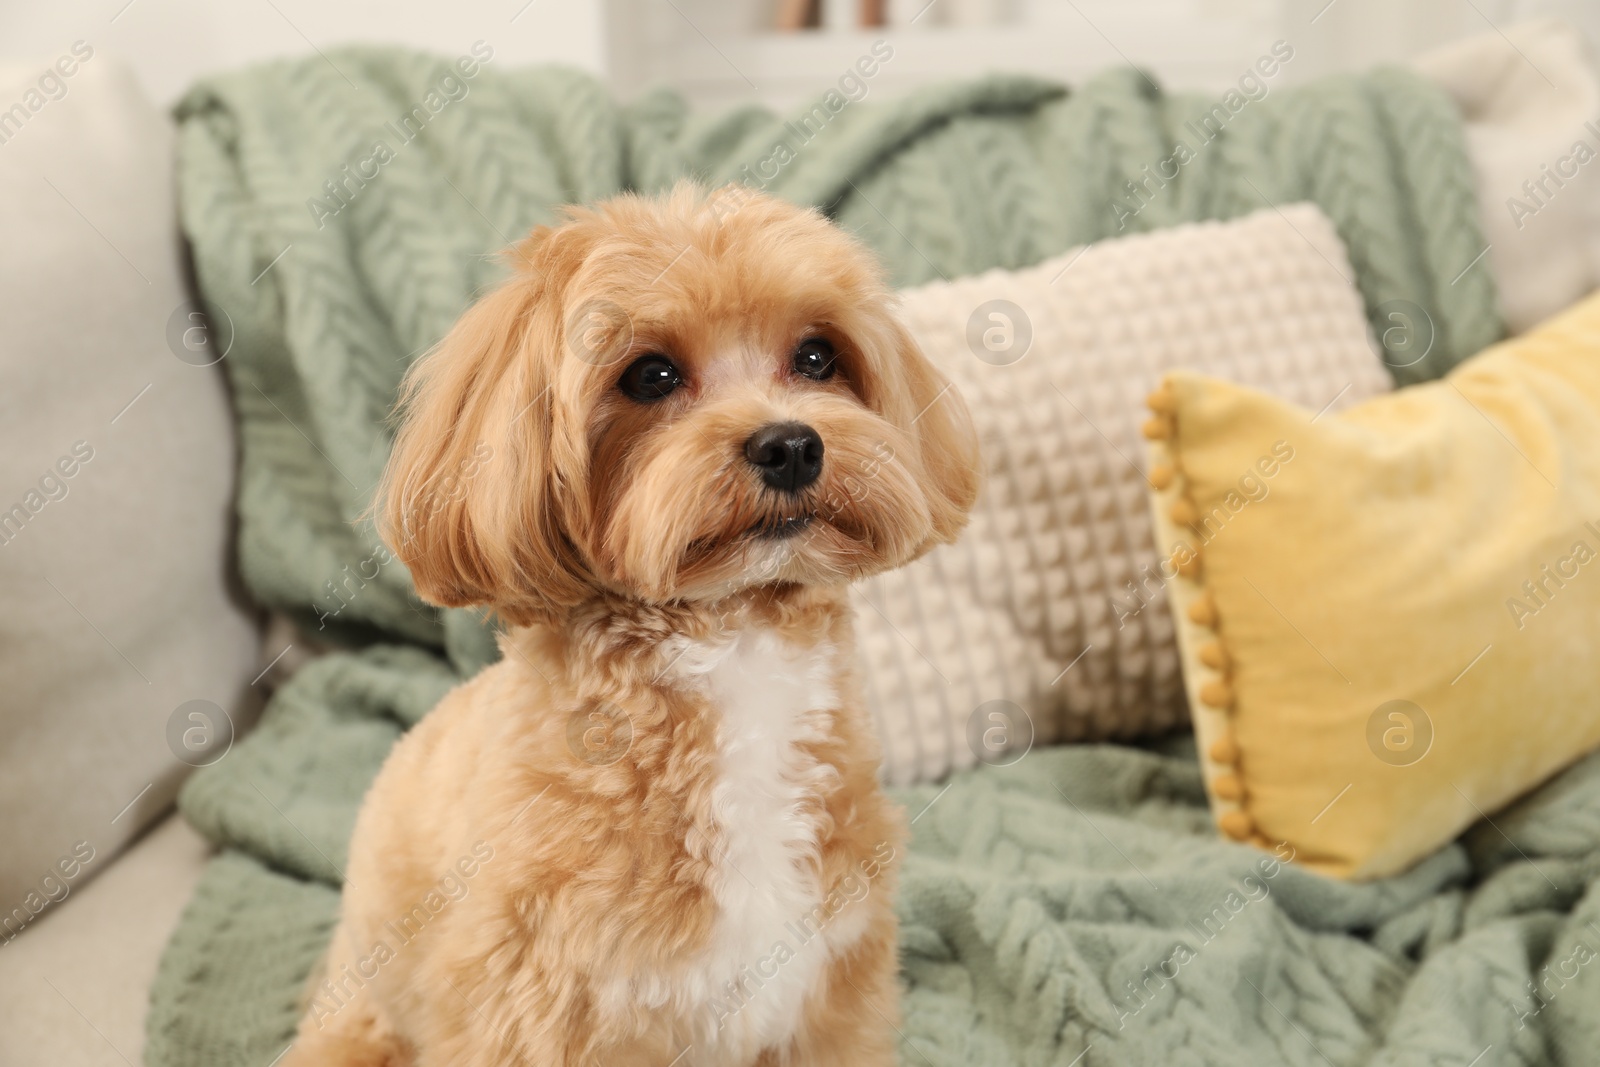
[377,184,979,624]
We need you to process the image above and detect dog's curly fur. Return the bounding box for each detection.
[279,184,979,1067]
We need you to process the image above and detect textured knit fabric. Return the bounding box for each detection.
[149,49,1519,1066]
[866,204,1392,784]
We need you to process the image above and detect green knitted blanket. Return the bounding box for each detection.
[147,47,1593,1067]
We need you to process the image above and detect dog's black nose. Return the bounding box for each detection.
[744,422,824,493]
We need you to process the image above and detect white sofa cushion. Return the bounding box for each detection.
[0,814,212,1067]
[0,52,259,928]
[1416,17,1600,334]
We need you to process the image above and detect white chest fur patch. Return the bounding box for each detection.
[657,624,849,1061]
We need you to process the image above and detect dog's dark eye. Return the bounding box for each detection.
[618,355,682,402]
[792,337,837,381]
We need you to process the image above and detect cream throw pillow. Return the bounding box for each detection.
[858,204,1393,785]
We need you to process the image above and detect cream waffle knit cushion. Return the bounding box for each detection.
[856,203,1394,786]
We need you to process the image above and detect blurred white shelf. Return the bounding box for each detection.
[662,24,1285,110]
[603,0,1291,110]
[5,0,1598,113]
[599,0,1600,112]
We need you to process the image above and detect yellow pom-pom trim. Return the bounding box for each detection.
[1219,811,1254,840]
[1143,371,1285,864]
[1141,415,1173,440]
[1145,385,1176,414]
[1186,593,1217,628]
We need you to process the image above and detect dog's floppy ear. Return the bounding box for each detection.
[884,316,981,549]
[857,313,979,550]
[376,241,592,624]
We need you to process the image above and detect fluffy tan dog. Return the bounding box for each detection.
[281,184,979,1067]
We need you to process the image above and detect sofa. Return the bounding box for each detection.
[3,18,1599,1067]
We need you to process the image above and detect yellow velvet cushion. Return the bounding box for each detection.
[1144,292,1600,880]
